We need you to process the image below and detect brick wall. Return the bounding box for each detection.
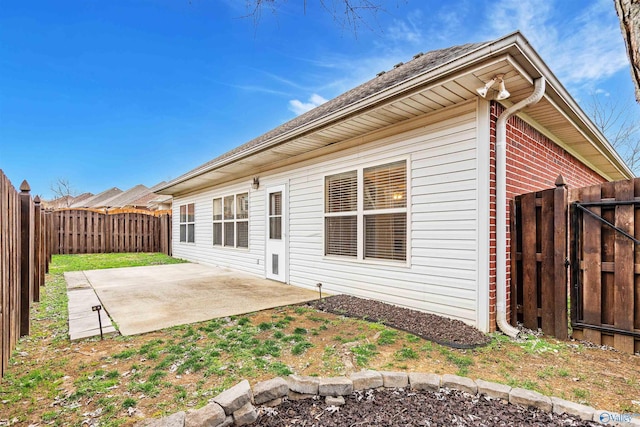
[488,102,607,331]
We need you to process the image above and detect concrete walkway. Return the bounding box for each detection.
[67,263,320,337]
[65,271,117,340]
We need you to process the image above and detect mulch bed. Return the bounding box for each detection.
[254,388,597,426]
[307,295,491,348]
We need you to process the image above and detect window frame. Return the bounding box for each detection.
[322,157,410,266]
[212,192,249,249]
[179,203,195,244]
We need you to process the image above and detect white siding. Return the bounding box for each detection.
[172,101,483,327]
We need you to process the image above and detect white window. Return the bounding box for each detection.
[213,193,249,248]
[179,203,195,243]
[324,160,407,262]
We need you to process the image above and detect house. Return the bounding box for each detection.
[69,187,123,209]
[125,182,172,211]
[65,182,170,211]
[144,194,173,211]
[43,192,94,210]
[156,32,633,333]
[96,184,151,209]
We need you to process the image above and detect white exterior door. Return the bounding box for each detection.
[265,185,287,282]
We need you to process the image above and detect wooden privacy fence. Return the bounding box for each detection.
[511,176,640,353]
[0,171,50,378]
[52,209,171,255]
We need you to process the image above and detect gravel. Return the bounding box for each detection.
[254,388,598,426]
[308,295,491,348]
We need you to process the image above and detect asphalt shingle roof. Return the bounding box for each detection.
[169,40,489,184]
[70,187,122,208]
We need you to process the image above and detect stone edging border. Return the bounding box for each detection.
[136,371,640,427]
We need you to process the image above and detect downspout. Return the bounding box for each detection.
[495,77,546,338]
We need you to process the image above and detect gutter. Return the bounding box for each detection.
[495,77,546,338]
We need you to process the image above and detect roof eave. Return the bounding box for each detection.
[158,31,633,195]
[508,35,634,179]
[157,36,520,195]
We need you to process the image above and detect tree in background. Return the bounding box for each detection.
[614,0,640,103]
[50,177,78,207]
[587,93,640,174]
[244,0,386,34]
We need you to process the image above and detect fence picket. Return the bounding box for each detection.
[581,185,603,346]
[540,189,555,335]
[521,192,538,330]
[614,180,634,353]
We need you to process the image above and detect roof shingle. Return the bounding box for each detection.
[167,40,489,184]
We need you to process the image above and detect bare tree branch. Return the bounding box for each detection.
[587,92,640,174]
[50,177,78,207]
[243,0,389,35]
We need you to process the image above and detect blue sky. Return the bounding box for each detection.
[1,0,638,199]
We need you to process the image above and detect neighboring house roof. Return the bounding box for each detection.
[157,31,634,196]
[72,192,94,205]
[60,182,169,210]
[70,187,122,208]
[43,192,94,209]
[147,194,173,208]
[97,184,151,208]
[128,191,160,208]
[42,195,74,209]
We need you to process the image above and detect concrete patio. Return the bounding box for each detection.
[66,263,319,338]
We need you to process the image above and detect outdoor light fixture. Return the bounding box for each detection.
[476,74,510,100]
[495,78,511,100]
[252,177,260,190]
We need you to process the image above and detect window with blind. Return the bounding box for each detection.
[325,171,357,257]
[212,193,249,248]
[363,161,407,261]
[179,203,195,243]
[324,160,407,262]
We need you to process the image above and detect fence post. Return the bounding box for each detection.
[44,211,52,273]
[553,175,569,340]
[19,181,32,336]
[105,209,112,253]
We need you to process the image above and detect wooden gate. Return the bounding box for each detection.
[510,179,569,340]
[570,179,639,354]
[512,177,640,353]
